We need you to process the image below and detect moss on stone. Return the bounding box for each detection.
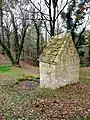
[40,33,73,64]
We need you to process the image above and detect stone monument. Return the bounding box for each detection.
[39,33,80,89]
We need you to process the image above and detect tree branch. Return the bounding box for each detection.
[55,0,68,21]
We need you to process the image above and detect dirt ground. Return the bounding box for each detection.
[0,53,90,120]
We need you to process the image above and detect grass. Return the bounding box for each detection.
[79,67,90,83]
[0,64,12,73]
[0,65,89,120]
[0,64,30,79]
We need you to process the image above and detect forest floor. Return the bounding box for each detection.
[0,54,90,120]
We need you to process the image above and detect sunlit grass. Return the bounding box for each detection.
[0,64,12,73]
[0,64,39,81]
[0,64,28,79]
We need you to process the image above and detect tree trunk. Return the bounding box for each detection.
[10,11,20,65]
[0,8,4,43]
[0,3,15,66]
[0,40,15,65]
[14,60,21,67]
[89,42,90,65]
[37,30,40,58]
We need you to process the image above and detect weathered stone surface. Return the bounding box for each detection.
[40,33,80,89]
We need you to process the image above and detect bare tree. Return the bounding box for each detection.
[0,0,4,44]
[0,0,29,66]
[31,8,43,59]
[28,0,68,36]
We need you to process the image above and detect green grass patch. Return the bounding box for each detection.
[0,66,23,79]
[0,64,39,86]
[0,64,12,73]
[0,64,30,79]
